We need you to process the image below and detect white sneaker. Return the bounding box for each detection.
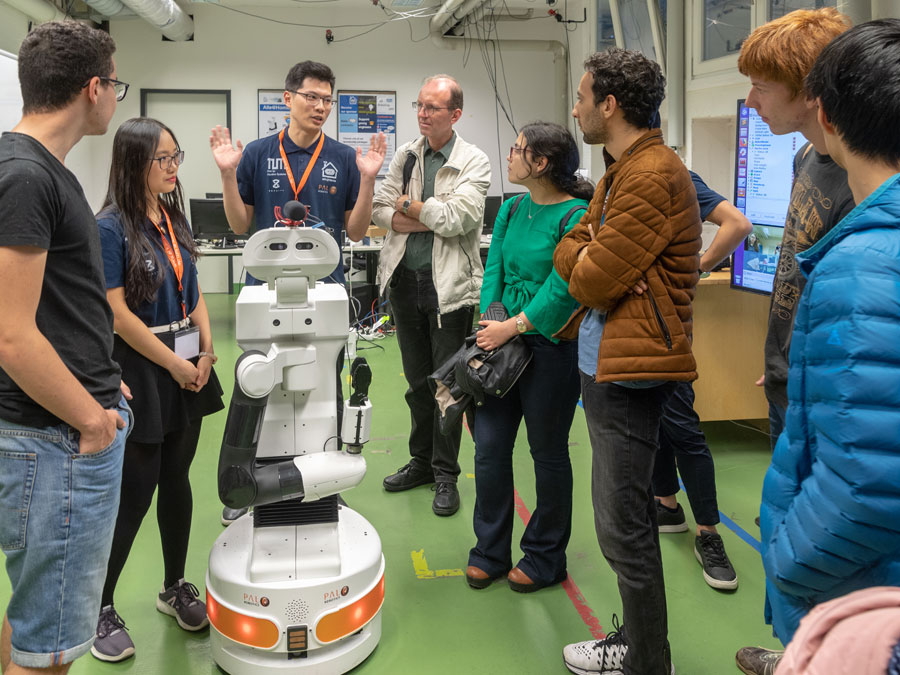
[563,616,675,675]
[563,617,627,674]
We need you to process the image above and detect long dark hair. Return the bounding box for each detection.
[100,117,197,310]
[520,122,595,201]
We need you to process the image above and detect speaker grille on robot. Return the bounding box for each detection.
[285,599,310,623]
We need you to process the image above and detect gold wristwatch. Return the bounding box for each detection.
[515,316,527,333]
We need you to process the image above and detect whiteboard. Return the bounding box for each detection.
[0,49,22,133]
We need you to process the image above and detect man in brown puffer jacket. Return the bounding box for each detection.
[556,48,701,675]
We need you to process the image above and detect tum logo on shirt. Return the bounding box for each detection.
[267,158,285,171]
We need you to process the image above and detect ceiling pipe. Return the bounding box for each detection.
[82,0,193,40]
[82,0,128,17]
[0,0,66,23]
[429,0,569,126]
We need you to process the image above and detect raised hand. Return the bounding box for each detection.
[356,132,387,180]
[210,125,244,173]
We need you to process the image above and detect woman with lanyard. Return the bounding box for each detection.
[466,122,594,592]
[91,118,224,663]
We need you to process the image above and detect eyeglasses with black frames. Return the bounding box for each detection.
[81,76,129,102]
[149,150,185,171]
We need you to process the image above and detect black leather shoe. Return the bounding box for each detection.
[383,463,434,492]
[432,482,460,516]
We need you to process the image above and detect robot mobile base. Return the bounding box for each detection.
[207,508,384,674]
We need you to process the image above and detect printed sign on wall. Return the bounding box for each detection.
[337,91,397,177]
[258,90,290,138]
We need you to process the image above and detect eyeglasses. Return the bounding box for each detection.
[412,102,453,116]
[289,90,334,107]
[508,145,526,158]
[149,150,185,170]
[81,76,129,102]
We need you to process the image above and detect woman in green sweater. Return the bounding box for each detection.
[466,122,593,592]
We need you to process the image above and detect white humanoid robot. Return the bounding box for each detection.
[207,202,383,674]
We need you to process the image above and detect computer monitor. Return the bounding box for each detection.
[482,195,502,233]
[189,198,254,242]
[730,99,805,295]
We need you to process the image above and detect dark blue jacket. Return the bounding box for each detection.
[760,173,900,643]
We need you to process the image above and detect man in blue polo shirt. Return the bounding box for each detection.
[210,60,385,285]
[209,60,384,523]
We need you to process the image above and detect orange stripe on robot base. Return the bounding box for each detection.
[206,589,280,649]
[315,574,385,644]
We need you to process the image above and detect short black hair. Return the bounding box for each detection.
[583,48,665,129]
[285,61,335,93]
[18,21,115,114]
[805,18,900,164]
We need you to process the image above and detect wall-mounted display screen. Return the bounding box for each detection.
[730,99,805,295]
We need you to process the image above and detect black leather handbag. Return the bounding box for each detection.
[428,302,533,435]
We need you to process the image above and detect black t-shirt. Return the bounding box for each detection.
[0,132,121,427]
[763,143,855,408]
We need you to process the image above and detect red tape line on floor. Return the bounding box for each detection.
[464,413,605,639]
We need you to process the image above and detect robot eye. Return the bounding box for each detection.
[269,243,287,251]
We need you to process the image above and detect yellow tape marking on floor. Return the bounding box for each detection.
[411,549,463,579]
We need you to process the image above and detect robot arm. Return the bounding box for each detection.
[218,352,376,509]
[218,351,306,509]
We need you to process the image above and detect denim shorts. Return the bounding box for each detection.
[0,397,131,668]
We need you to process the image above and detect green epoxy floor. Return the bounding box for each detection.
[1,292,783,674]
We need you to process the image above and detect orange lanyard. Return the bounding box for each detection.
[151,206,187,319]
[278,129,325,201]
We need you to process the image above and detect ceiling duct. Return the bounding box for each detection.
[83,0,194,41]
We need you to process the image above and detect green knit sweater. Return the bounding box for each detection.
[480,194,587,341]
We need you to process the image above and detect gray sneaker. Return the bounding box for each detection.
[735,646,783,675]
[90,605,135,662]
[156,579,209,631]
[221,505,249,526]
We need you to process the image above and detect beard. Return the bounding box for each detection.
[579,112,609,145]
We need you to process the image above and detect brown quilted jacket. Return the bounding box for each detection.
[553,129,701,383]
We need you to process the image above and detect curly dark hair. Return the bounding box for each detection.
[583,48,665,129]
[18,21,115,115]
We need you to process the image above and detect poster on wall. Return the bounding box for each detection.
[258,89,290,138]
[337,91,396,177]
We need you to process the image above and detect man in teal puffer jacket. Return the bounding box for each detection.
[758,18,900,657]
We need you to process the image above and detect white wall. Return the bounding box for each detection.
[68,3,591,210]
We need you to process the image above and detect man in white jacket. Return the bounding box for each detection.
[373,74,490,517]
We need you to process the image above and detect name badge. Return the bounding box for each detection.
[174,326,200,360]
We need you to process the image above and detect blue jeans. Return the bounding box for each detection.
[581,374,675,675]
[389,265,474,481]
[0,398,131,668]
[469,336,580,584]
[651,381,719,525]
